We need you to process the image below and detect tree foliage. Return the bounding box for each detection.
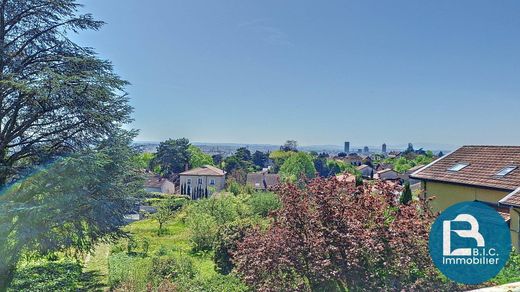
[234,178,457,291]
[152,138,191,176]
[235,147,251,162]
[224,149,255,175]
[279,152,316,182]
[400,181,413,204]
[385,155,434,173]
[153,200,175,236]
[252,150,268,169]
[223,156,242,174]
[315,158,360,178]
[188,145,213,168]
[185,195,251,252]
[0,131,142,289]
[280,140,298,152]
[214,219,255,275]
[268,150,295,173]
[212,154,223,166]
[132,152,155,171]
[0,0,132,187]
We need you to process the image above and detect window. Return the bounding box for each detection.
[198,178,203,184]
[496,166,517,177]
[448,163,469,172]
[210,179,215,185]
[187,178,191,185]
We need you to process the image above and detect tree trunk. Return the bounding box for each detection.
[0,168,7,190]
[0,146,11,189]
[0,264,15,292]
[0,173,6,189]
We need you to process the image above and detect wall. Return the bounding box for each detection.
[179,175,225,197]
[160,180,176,194]
[422,180,519,251]
[510,207,520,252]
[423,181,510,213]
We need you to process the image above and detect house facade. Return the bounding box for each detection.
[410,146,520,251]
[179,165,225,199]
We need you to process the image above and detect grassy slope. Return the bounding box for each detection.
[83,243,110,287]
[123,212,216,278]
[84,211,217,288]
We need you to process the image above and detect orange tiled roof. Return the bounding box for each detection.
[410,146,520,191]
[500,187,520,207]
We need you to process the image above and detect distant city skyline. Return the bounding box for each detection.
[136,140,456,153]
[75,1,520,146]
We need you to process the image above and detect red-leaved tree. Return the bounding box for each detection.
[233,177,459,291]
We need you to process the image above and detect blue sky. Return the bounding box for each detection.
[74,1,520,146]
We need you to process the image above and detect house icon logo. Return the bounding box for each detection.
[443,214,484,256]
[429,201,511,284]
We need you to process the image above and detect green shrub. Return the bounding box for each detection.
[248,192,281,217]
[227,180,242,196]
[242,184,255,195]
[155,245,168,256]
[226,180,255,196]
[214,219,256,275]
[492,249,520,285]
[10,261,84,291]
[142,238,150,256]
[108,252,152,291]
[127,236,138,255]
[45,253,60,262]
[110,242,126,254]
[185,195,250,226]
[184,194,256,252]
[178,274,248,292]
[186,212,219,252]
[148,255,197,282]
[400,182,413,205]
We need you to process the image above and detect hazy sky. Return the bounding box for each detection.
[74,1,520,146]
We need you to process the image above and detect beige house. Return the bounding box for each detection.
[179,165,225,199]
[410,146,520,251]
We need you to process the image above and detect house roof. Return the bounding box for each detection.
[180,165,225,176]
[246,173,280,189]
[376,163,393,170]
[357,164,371,170]
[499,187,520,207]
[376,168,400,181]
[145,173,173,188]
[377,168,395,174]
[492,204,512,221]
[406,164,425,174]
[410,146,520,191]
